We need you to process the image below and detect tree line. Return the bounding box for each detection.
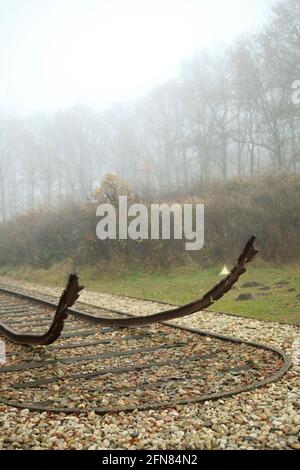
[0,0,299,221]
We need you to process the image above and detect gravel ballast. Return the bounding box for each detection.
[0,276,299,450]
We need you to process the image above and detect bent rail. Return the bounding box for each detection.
[0,236,258,345]
[67,235,258,327]
[0,273,83,345]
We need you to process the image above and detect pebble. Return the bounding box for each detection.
[0,277,299,450]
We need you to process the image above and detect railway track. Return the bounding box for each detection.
[0,285,292,415]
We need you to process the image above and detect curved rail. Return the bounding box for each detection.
[0,236,258,342]
[0,310,292,415]
[68,235,258,327]
[0,274,83,345]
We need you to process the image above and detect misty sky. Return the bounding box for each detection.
[0,0,273,115]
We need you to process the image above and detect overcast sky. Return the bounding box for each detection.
[0,0,273,115]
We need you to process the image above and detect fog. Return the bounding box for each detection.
[1,0,271,114]
[0,0,299,221]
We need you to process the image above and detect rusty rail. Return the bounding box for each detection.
[0,236,257,346]
[0,274,83,345]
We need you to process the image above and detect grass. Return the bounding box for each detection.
[0,262,299,325]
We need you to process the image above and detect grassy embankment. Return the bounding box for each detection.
[0,262,299,325]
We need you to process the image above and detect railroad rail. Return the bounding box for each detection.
[0,236,258,346]
[0,282,292,415]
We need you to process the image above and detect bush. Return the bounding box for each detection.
[0,172,299,269]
